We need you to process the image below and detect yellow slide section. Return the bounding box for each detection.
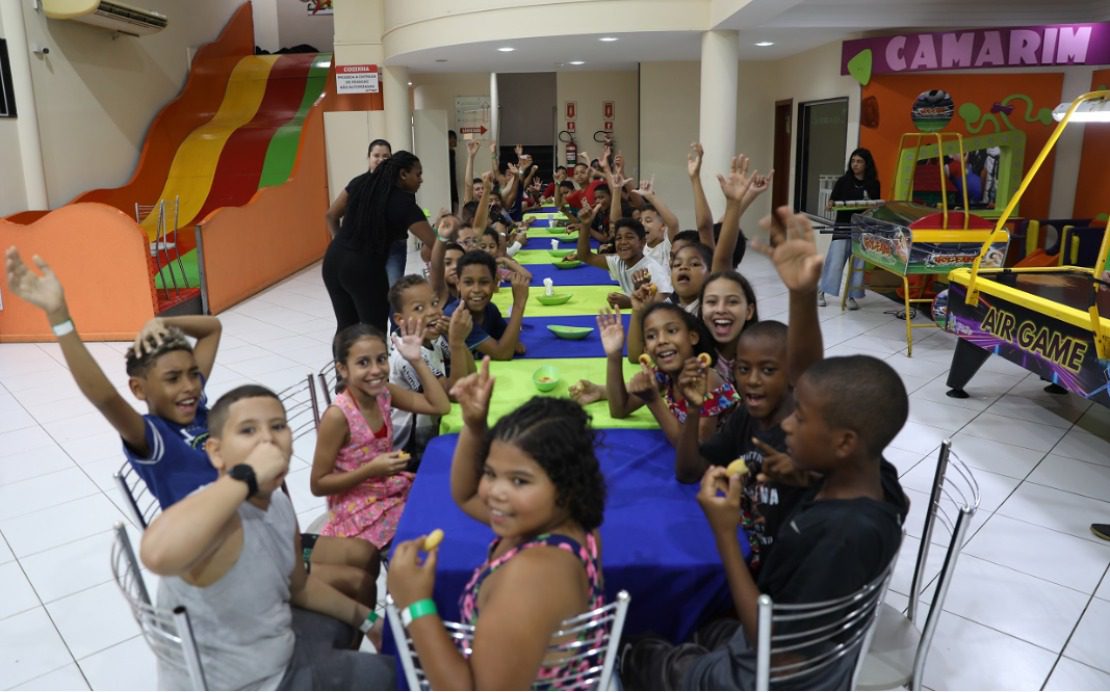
[140,55,278,239]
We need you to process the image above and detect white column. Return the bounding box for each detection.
[383,65,412,151]
[698,30,739,218]
[2,0,48,209]
[489,72,499,145]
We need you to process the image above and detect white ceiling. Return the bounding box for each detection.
[395,0,1110,74]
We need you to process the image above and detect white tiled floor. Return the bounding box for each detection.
[1,252,1108,689]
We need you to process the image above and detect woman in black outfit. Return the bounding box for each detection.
[322,151,435,333]
[817,148,881,309]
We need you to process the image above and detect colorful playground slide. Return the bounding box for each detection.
[1,3,381,342]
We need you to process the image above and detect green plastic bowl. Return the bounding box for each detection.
[533,365,560,392]
[549,249,575,258]
[553,260,583,269]
[547,325,594,340]
[536,292,572,306]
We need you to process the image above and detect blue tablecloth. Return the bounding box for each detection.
[518,314,628,359]
[391,430,744,644]
[524,261,616,287]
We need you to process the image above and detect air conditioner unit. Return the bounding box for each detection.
[43,0,168,37]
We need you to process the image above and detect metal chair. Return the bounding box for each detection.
[277,374,323,442]
[110,522,208,690]
[316,358,339,408]
[386,590,631,691]
[114,461,161,530]
[755,551,897,691]
[857,440,980,691]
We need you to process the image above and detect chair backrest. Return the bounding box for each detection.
[385,590,631,691]
[755,552,897,691]
[110,523,208,690]
[114,462,161,530]
[905,439,981,688]
[316,359,338,408]
[277,374,323,441]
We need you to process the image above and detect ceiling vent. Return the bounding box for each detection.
[43,0,168,37]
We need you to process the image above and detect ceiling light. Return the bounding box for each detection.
[497,47,515,52]
[407,81,413,86]
[1053,96,1110,122]
[569,60,585,66]
[599,37,619,42]
[754,41,775,47]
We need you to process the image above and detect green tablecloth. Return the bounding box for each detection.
[522,228,577,240]
[491,285,617,317]
[523,211,569,221]
[438,357,658,434]
[513,249,580,265]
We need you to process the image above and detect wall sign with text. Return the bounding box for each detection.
[336,64,379,94]
[841,23,1110,85]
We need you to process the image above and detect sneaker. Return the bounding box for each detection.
[847,297,860,311]
[817,292,827,307]
[1091,523,1110,541]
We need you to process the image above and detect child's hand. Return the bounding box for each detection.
[447,306,472,346]
[607,292,631,310]
[5,248,67,317]
[631,177,655,198]
[754,206,823,294]
[697,466,742,536]
[131,318,171,357]
[631,268,652,291]
[392,317,426,363]
[716,154,758,202]
[752,438,816,487]
[596,307,625,357]
[568,379,605,406]
[677,357,709,408]
[466,140,480,157]
[577,203,602,229]
[687,143,704,179]
[627,363,658,402]
[743,170,773,205]
[367,450,411,478]
[244,440,291,492]
[449,357,494,430]
[386,536,438,610]
[510,272,530,304]
[555,168,566,183]
[481,170,494,190]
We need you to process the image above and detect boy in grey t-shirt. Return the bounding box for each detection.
[142,385,394,691]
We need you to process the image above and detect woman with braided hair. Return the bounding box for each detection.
[322,151,435,333]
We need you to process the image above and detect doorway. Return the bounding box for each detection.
[772,99,792,210]
[497,73,556,178]
[794,98,849,216]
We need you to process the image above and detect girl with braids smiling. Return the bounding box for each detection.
[322,151,437,333]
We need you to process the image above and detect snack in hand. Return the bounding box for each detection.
[726,458,749,477]
[397,451,411,461]
[423,528,444,551]
[696,353,712,368]
[639,354,653,367]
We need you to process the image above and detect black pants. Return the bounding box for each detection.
[322,241,390,334]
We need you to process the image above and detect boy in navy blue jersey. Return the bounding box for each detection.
[6,247,221,508]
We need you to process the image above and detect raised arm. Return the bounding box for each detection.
[712,155,771,273]
[5,248,147,454]
[473,171,494,232]
[636,179,681,241]
[575,204,609,270]
[444,306,476,392]
[463,140,480,204]
[386,319,452,415]
[448,357,494,522]
[134,315,222,381]
[688,143,714,247]
[141,440,287,576]
[756,207,825,384]
[598,309,644,418]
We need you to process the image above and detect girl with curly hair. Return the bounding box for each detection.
[387,358,608,689]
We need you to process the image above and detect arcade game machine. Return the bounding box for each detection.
[843,132,1008,355]
[945,90,1110,408]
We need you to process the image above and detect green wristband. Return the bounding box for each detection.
[359,610,379,633]
[402,598,438,627]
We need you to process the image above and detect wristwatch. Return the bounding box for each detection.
[229,464,258,498]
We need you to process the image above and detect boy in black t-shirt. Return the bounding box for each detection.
[622,208,909,691]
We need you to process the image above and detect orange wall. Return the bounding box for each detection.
[859,72,1064,220]
[1072,69,1110,223]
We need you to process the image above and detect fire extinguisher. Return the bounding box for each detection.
[559,131,577,166]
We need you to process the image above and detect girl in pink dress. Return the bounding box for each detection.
[311,320,451,549]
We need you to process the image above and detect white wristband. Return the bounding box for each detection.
[52,320,75,338]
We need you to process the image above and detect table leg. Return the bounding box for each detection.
[902,275,914,357]
[945,338,991,398]
[841,257,855,312]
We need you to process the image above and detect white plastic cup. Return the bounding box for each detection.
[543,277,554,296]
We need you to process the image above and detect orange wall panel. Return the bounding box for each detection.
[1072,69,1110,222]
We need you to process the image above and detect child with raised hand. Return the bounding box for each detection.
[600,304,739,446]
[5,247,222,508]
[386,358,608,690]
[310,320,451,550]
[476,226,532,285]
[574,204,671,311]
[142,385,394,690]
[387,275,476,464]
[631,178,682,269]
[446,251,529,360]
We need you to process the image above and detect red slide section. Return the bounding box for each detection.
[182,53,316,253]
